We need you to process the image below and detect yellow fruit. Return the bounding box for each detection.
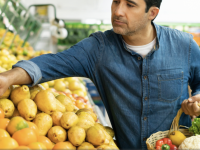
[68,126,86,146]
[54,80,66,92]
[0,128,10,138]
[0,99,15,118]
[47,80,55,87]
[60,112,79,129]
[52,141,76,150]
[17,99,37,121]
[7,116,29,135]
[51,111,63,126]
[0,137,19,149]
[68,81,81,91]
[40,82,49,90]
[0,87,11,99]
[34,90,57,115]
[56,95,75,112]
[27,142,46,150]
[169,130,186,147]
[33,113,53,136]
[47,126,67,143]
[65,77,79,83]
[10,85,30,106]
[72,90,85,97]
[77,142,94,150]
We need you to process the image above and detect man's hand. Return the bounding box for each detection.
[181,94,200,116]
[0,67,32,96]
[0,74,10,96]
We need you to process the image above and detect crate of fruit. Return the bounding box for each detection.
[146,106,200,149]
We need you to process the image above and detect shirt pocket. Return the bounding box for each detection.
[158,72,183,102]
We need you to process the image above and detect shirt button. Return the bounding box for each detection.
[145,97,148,101]
[138,57,141,60]
[144,117,147,121]
[143,137,147,141]
[143,76,147,80]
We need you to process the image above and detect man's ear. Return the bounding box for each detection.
[148,7,159,21]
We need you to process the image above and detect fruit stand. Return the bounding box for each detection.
[0,1,117,149]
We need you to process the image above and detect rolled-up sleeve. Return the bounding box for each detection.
[189,37,200,96]
[12,60,42,86]
[12,32,102,86]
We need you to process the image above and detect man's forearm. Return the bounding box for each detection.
[2,67,32,85]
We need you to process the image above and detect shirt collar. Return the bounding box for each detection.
[119,22,160,54]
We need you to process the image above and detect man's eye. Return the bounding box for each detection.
[113,0,119,4]
[127,4,134,7]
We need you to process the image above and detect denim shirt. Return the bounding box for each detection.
[13,23,200,149]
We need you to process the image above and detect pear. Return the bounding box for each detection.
[47,126,67,143]
[60,112,79,129]
[0,99,15,118]
[56,99,66,113]
[54,80,66,92]
[95,123,112,144]
[51,111,63,126]
[77,142,95,150]
[68,126,86,146]
[40,82,49,90]
[34,90,57,115]
[17,99,37,121]
[56,95,75,112]
[54,141,76,150]
[29,84,45,92]
[33,113,53,136]
[10,85,30,106]
[104,126,115,138]
[97,145,119,150]
[76,108,97,121]
[30,84,45,100]
[0,87,11,99]
[76,112,95,131]
[47,80,55,87]
[86,125,106,146]
[30,90,40,100]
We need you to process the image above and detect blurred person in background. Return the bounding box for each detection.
[0,0,200,149]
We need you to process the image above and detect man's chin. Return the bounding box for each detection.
[113,27,125,35]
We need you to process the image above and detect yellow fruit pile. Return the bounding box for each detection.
[0,49,18,71]
[41,77,91,110]
[0,85,118,150]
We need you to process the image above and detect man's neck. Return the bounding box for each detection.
[122,23,156,46]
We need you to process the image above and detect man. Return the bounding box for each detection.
[0,0,200,149]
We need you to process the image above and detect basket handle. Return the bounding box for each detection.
[168,103,200,136]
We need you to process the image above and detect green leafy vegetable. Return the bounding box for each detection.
[189,118,200,135]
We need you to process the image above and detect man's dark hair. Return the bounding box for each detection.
[144,0,162,12]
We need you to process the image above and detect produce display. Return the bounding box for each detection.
[0,83,118,149]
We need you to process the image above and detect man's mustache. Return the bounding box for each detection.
[112,16,127,24]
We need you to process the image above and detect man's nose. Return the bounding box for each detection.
[114,4,125,16]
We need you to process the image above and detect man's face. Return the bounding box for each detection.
[111,0,149,36]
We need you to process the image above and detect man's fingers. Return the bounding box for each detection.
[181,100,190,115]
[188,94,200,103]
[187,102,195,116]
[193,101,200,116]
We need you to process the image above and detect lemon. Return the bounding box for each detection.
[169,130,186,147]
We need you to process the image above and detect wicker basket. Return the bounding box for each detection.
[146,108,194,149]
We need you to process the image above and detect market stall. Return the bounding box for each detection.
[0,0,116,149]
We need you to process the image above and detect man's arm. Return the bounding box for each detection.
[0,67,32,96]
[181,37,200,116]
